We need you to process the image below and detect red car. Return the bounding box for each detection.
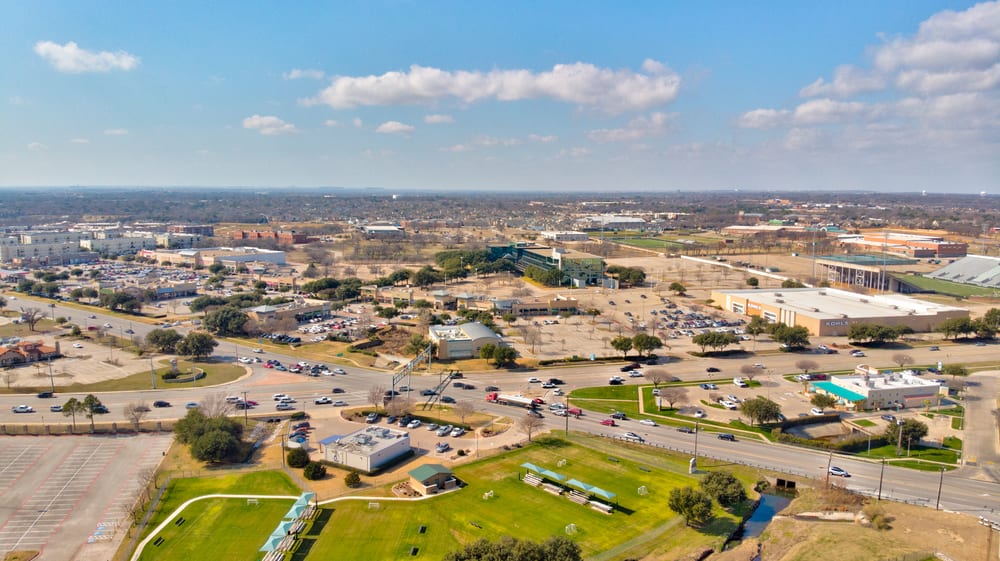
[263,363,274,369]
[600,419,616,427]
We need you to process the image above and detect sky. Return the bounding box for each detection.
[1,0,998,193]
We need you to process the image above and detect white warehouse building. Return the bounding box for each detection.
[812,365,944,411]
[428,322,503,360]
[319,426,411,473]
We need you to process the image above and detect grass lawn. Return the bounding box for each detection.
[303,435,747,560]
[858,444,960,465]
[56,360,245,393]
[895,275,997,297]
[854,419,876,427]
[138,497,293,561]
[951,417,963,430]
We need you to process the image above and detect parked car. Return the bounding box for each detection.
[365,413,379,423]
[694,409,706,418]
[699,383,718,390]
[72,343,84,348]
[407,419,422,429]
[810,407,825,416]
[436,424,453,437]
[450,427,466,437]
[435,442,451,453]
[426,423,439,431]
[881,414,897,422]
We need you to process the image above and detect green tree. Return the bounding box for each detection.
[692,331,739,353]
[403,334,436,356]
[188,295,228,312]
[176,332,218,360]
[700,470,747,507]
[668,282,687,295]
[82,394,104,431]
[631,333,664,357]
[478,343,497,360]
[146,329,183,353]
[740,396,782,426]
[444,536,582,561]
[810,393,837,410]
[984,308,1000,330]
[191,430,241,463]
[769,323,810,348]
[287,447,309,468]
[611,335,633,358]
[61,397,86,431]
[883,418,929,452]
[668,486,713,527]
[203,306,249,336]
[746,315,769,347]
[781,279,806,288]
[943,364,968,379]
[746,276,759,288]
[492,345,517,368]
[412,266,444,287]
[938,317,975,340]
[501,313,517,326]
[344,470,361,487]
[303,461,327,480]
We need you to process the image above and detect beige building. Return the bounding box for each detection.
[428,321,503,359]
[812,365,944,411]
[710,287,968,336]
[320,426,412,473]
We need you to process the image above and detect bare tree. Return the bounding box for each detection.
[892,353,914,369]
[515,414,545,442]
[740,364,758,381]
[522,326,542,354]
[647,369,670,388]
[124,402,151,430]
[369,385,386,412]
[453,401,475,426]
[795,359,819,375]
[137,466,157,500]
[198,393,233,417]
[2,369,17,389]
[659,387,688,409]
[19,307,43,331]
[385,397,410,418]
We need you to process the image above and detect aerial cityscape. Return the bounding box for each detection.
[1,2,999,561]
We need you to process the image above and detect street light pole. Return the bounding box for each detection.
[243,391,249,426]
[935,467,945,510]
[149,357,156,390]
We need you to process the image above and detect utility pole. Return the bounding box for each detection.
[877,458,886,500]
[825,449,833,487]
[47,358,54,392]
[149,357,156,389]
[935,467,945,510]
[243,391,249,426]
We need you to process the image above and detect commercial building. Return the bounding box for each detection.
[138,247,286,268]
[428,321,503,359]
[244,300,331,324]
[167,224,215,236]
[540,231,590,242]
[320,426,411,473]
[231,230,315,244]
[0,341,61,367]
[511,295,578,317]
[408,464,458,496]
[812,365,944,411]
[709,287,968,336]
[489,242,605,287]
[0,231,95,266]
[814,254,920,293]
[574,215,647,231]
[362,225,406,239]
[80,235,157,255]
[839,232,967,258]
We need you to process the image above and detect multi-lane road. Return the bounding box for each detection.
[2,302,999,520]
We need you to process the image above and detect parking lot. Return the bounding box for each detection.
[0,434,172,561]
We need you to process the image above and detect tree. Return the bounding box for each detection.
[492,345,517,368]
[892,353,914,369]
[692,331,739,353]
[203,306,249,336]
[146,329,183,353]
[781,279,806,288]
[478,343,497,360]
[444,536,582,561]
[403,334,435,356]
[124,402,150,430]
[19,307,43,331]
[883,418,928,452]
[647,369,670,388]
[739,364,758,381]
[62,397,85,430]
[344,470,361,487]
[1,369,17,389]
[176,332,218,360]
[943,364,968,379]
[453,401,475,426]
[287,447,309,468]
[83,394,104,431]
[303,462,327,480]
[938,317,975,340]
[369,385,386,411]
[188,295,227,312]
[610,335,633,358]
[984,308,1000,331]
[631,333,663,357]
[795,359,819,375]
[501,313,517,326]
[810,393,837,410]
[191,430,241,463]
[769,323,810,348]
[516,414,545,442]
[746,276,759,288]
[659,387,688,409]
[700,470,747,507]
[668,486,713,527]
[740,396,782,426]
[746,316,768,348]
[668,282,687,295]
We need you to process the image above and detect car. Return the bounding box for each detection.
[453,381,466,389]
[288,430,308,439]
[810,407,825,416]
[407,419,422,429]
[828,466,850,477]
[37,391,54,399]
[49,404,63,412]
[290,435,307,444]
[610,411,627,420]
[88,314,97,319]
[103,322,113,328]
[608,379,623,385]
[332,400,348,407]
[881,414,897,422]
[436,424,453,437]
[425,423,439,431]
[435,442,451,453]
[441,396,456,404]
[485,385,500,392]
[548,378,564,385]
[399,385,411,392]
[622,432,644,442]
[694,409,706,418]
[12,405,34,413]
[976,341,987,346]
[753,363,765,369]
[276,402,294,411]
[706,367,720,373]
[850,350,866,357]
[420,389,437,396]
[384,390,400,397]
[541,382,555,388]
[651,388,660,396]
[252,347,263,353]
[553,409,568,416]
[929,346,940,351]
[639,419,658,427]
[365,413,380,423]
[235,402,252,410]
[620,363,641,372]
[628,370,643,377]
[385,415,398,424]
[124,328,134,334]
[608,300,615,305]
[133,404,151,413]
[314,397,332,405]
[699,383,718,390]
[600,419,617,426]
[275,365,287,371]
[333,368,347,374]
[450,427,466,437]
[677,426,696,434]
[726,394,740,403]
[527,377,541,383]
[717,433,736,441]
[552,388,563,396]
[332,387,345,394]
[461,383,475,390]
[72,343,84,349]
[718,399,738,410]
[91,404,109,414]
[185,402,199,409]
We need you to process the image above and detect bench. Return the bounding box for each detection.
[522,473,543,487]
[590,500,614,514]
[542,483,563,496]
[568,491,589,505]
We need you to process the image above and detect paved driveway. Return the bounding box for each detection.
[962,370,999,482]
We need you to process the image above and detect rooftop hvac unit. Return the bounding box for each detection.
[775,299,784,303]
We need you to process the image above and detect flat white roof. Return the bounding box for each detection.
[719,287,966,320]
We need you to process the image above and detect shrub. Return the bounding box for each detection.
[344,470,361,488]
[303,462,327,480]
[457,449,467,457]
[863,504,893,530]
[287,447,309,468]
[161,372,179,381]
[290,411,307,421]
[699,470,746,507]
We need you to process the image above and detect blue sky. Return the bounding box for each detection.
[2,0,998,192]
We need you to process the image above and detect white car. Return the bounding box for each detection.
[850,350,866,357]
[639,419,658,427]
[627,370,643,377]
[332,400,348,407]
[238,357,252,364]
[407,419,422,429]
[314,396,332,405]
[251,348,263,353]
[810,407,825,416]
[11,405,34,413]
[273,393,290,401]
[72,343,84,348]
[275,402,294,411]
[694,409,706,418]
[103,322,113,328]
[333,368,346,374]
[450,427,466,437]
[719,400,738,410]
[527,377,541,383]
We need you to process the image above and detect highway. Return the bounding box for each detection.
[2,302,998,520]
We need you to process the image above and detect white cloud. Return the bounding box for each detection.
[26,142,48,151]
[70,138,90,144]
[323,119,339,127]
[34,40,139,73]
[352,117,363,128]
[799,65,885,97]
[529,134,557,143]
[303,60,681,113]
[104,128,129,136]
[557,147,591,158]
[283,68,325,80]
[375,121,414,134]
[737,108,790,129]
[474,136,520,147]
[587,112,672,142]
[439,144,473,152]
[895,62,1000,94]
[424,114,454,124]
[783,128,827,151]
[242,114,298,135]
[792,99,869,125]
